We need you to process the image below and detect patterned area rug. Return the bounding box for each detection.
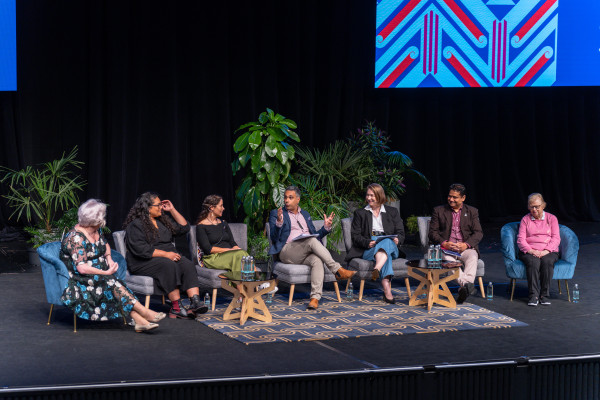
[195,288,527,345]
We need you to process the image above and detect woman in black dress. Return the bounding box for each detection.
[123,192,207,319]
[195,195,248,273]
[61,199,165,332]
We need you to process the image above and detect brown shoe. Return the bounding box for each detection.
[335,267,356,280]
[307,298,319,310]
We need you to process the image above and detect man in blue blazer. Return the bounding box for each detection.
[269,186,356,310]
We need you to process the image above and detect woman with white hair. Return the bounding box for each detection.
[60,199,166,332]
[517,193,561,307]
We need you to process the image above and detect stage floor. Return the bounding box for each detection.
[1,222,600,389]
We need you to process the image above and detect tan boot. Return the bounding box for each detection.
[307,298,319,310]
[335,267,356,280]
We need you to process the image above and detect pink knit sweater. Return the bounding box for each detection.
[516,212,561,253]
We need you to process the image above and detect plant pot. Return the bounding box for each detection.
[255,260,269,273]
[28,248,40,266]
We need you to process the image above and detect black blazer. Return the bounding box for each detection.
[345,206,405,261]
[428,203,483,256]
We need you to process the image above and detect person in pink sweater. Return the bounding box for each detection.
[517,193,561,307]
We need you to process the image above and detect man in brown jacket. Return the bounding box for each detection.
[428,183,483,304]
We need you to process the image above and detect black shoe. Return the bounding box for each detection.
[528,296,539,306]
[383,294,396,304]
[467,282,477,296]
[169,300,191,319]
[456,285,469,304]
[189,294,209,315]
[539,297,551,306]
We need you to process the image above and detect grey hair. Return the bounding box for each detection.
[285,185,301,198]
[78,199,107,228]
[527,193,546,206]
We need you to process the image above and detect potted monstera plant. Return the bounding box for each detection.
[0,147,87,264]
[231,108,300,234]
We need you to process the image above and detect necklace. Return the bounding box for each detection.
[207,217,219,225]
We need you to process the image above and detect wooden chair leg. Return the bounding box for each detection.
[345,278,351,291]
[565,280,571,302]
[510,279,516,301]
[288,284,295,306]
[359,280,365,301]
[73,312,77,333]
[333,282,342,302]
[47,304,54,325]
[162,295,166,304]
[478,276,485,298]
[557,280,562,294]
[145,295,150,308]
[404,278,411,298]
[211,288,217,311]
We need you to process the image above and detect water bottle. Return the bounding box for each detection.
[249,256,255,281]
[434,244,442,267]
[487,282,493,300]
[427,245,434,265]
[346,282,354,300]
[573,284,579,303]
[265,292,273,305]
[204,292,210,307]
[241,256,247,280]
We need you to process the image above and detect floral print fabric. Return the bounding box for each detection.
[60,230,137,320]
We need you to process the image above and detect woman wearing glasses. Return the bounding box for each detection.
[123,192,207,319]
[346,183,405,304]
[195,194,249,274]
[517,193,561,307]
[61,199,166,333]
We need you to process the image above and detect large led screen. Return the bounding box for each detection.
[0,0,16,91]
[375,0,600,88]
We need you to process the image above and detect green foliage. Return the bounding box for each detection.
[294,142,372,201]
[348,121,429,200]
[232,108,299,234]
[247,233,270,262]
[405,215,419,235]
[289,175,349,253]
[0,147,87,247]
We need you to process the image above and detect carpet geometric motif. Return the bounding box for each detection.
[195,288,527,345]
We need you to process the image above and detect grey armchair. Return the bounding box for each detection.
[187,222,248,311]
[112,230,166,308]
[265,220,341,306]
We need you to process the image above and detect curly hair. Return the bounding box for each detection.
[196,194,223,224]
[123,192,177,241]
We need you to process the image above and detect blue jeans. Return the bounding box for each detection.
[362,237,399,279]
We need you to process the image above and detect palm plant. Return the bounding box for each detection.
[289,175,349,253]
[349,121,429,200]
[0,147,87,247]
[294,141,372,202]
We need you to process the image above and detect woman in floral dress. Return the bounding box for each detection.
[60,199,166,332]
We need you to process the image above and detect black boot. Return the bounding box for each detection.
[169,299,190,319]
[189,294,208,315]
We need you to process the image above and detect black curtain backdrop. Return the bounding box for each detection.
[1,1,599,231]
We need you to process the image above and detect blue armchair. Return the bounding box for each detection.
[500,222,579,301]
[37,241,127,332]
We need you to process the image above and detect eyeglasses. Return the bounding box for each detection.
[149,203,162,208]
[528,204,543,209]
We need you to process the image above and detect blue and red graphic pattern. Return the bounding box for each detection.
[375,0,559,88]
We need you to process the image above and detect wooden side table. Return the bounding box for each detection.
[406,259,462,311]
[219,271,277,326]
